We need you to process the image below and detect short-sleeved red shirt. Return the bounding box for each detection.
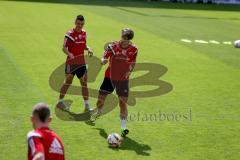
[63,28,87,65]
[27,127,65,160]
[103,41,138,80]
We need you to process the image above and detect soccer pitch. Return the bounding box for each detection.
[0,0,240,159]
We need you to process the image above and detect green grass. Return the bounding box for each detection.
[0,0,240,159]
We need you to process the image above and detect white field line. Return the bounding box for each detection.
[181,39,233,45]
[209,40,220,44]
[181,39,192,43]
[223,41,232,45]
[195,40,208,44]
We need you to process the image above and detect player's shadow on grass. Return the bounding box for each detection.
[94,128,151,156]
[84,120,95,126]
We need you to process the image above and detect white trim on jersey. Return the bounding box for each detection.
[27,131,41,140]
[108,44,116,55]
[29,138,36,156]
[65,34,75,42]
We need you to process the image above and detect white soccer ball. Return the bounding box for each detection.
[234,40,240,48]
[107,133,121,148]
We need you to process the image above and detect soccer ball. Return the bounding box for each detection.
[234,40,240,48]
[107,133,122,148]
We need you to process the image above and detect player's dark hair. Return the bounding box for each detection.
[122,28,134,40]
[32,103,51,123]
[76,15,85,21]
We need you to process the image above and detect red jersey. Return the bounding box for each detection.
[63,28,87,65]
[27,127,65,160]
[103,41,138,80]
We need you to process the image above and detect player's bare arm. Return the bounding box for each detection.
[32,152,44,160]
[85,45,93,57]
[101,55,108,65]
[62,46,74,59]
[101,59,108,65]
[125,60,136,79]
[101,42,115,65]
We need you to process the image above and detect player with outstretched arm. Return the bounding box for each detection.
[27,103,65,160]
[57,15,93,112]
[91,28,138,137]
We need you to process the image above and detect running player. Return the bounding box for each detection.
[57,15,93,112]
[27,103,65,160]
[91,28,138,137]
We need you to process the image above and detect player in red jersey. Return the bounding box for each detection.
[57,15,93,112]
[27,103,65,160]
[91,28,138,137]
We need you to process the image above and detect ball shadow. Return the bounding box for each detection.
[93,128,151,156]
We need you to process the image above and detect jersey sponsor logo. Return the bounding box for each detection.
[49,138,63,155]
[75,41,85,44]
